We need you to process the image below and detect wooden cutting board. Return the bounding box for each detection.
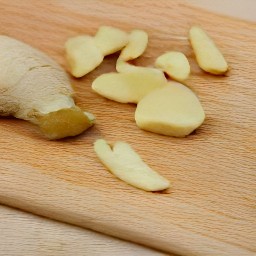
[0,205,168,256]
[0,1,255,255]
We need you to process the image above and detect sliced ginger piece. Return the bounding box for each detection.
[119,29,148,61]
[65,35,104,78]
[116,58,144,73]
[189,26,228,75]
[65,26,128,78]
[116,58,136,73]
[116,57,160,74]
[116,29,149,73]
[92,70,167,104]
[135,81,205,137]
[155,51,190,82]
[94,26,129,56]
[94,139,170,192]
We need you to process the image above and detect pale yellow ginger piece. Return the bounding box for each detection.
[116,58,162,74]
[155,51,190,82]
[116,30,149,73]
[135,81,205,137]
[189,26,228,75]
[94,26,129,56]
[92,70,167,104]
[94,139,170,192]
[115,29,164,90]
[65,35,104,78]
[116,61,157,75]
[119,29,148,61]
[0,35,94,139]
[116,58,141,73]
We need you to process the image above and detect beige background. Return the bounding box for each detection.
[0,1,255,256]
[187,0,255,22]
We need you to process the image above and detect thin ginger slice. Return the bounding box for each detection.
[119,29,148,61]
[65,35,104,78]
[189,26,228,75]
[94,139,170,191]
[92,70,167,104]
[94,26,129,56]
[155,51,190,82]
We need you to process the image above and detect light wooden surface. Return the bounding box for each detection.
[0,1,255,256]
[0,205,167,256]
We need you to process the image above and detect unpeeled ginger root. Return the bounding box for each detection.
[0,35,94,139]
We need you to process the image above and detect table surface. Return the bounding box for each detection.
[0,1,255,256]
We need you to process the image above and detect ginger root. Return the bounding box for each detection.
[0,35,94,139]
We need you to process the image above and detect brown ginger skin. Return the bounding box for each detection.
[0,35,93,139]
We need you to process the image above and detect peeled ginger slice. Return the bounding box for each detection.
[94,26,129,56]
[119,29,148,61]
[155,51,190,82]
[189,26,228,75]
[116,57,160,75]
[92,70,167,104]
[94,139,170,191]
[65,35,104,78]
[135,81,205,137]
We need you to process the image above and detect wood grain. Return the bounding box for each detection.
[0,1,255,255]
[0,205,167,256]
